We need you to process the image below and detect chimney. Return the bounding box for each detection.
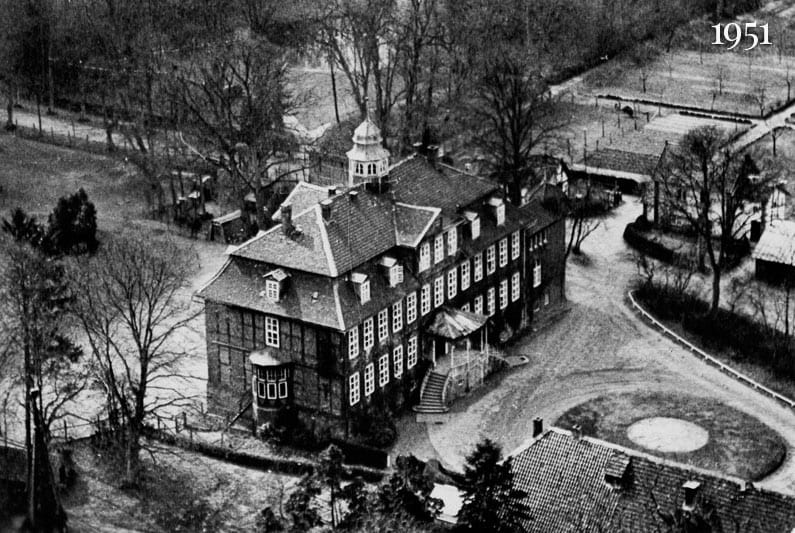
[427,144,439,168]
[281,203,293,235]
[413,141,427,157]
[572,424,583,440]
[328,187,338,198]
[320,199,332,220]
[348,190,359,201]
[532,417,544,438]
[682,481,701,511]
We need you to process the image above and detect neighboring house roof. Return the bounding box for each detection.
[272,182,332,221]
[508,428,795,532]
[752,220,795,266]
[573,148,659,182]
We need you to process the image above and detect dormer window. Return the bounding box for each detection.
[448,228,458,255]
[419,242,431,272]
[464,210,480,240]
[380,256,403,287]
[351,272,370,304]
[263,269,289,302]
[488,197,506,225]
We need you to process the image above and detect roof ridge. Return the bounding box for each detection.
[314,205,338,277]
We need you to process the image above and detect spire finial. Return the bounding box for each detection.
[364,96,370,121]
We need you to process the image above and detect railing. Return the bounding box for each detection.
[418,368,432,404]
[441,374,452,408]
[627,290,795,410]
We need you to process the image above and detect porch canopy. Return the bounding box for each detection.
[249,348,287,367]
[426,307,488,340]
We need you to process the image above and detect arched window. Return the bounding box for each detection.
[355,163,364,175]
[256,366,289,399]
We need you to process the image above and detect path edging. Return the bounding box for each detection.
[627,290,795,410]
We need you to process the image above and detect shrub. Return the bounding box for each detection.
[45,188,98,255]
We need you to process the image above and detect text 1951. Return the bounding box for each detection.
[712,22,771,51]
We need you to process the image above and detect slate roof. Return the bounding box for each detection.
[426,307,488,340]
[578,148,661,178]
[395,203,440,247]
[272,182,332,221]
[753,220,795,266]
[508,428,795,532]
[389,156,498,214]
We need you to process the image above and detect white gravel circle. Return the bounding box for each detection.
[627,417,709,453]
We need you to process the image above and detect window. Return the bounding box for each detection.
[218,345,231,365]
[499,279,508,309]
[364,363,375,396]
[447,269,457,299]
[474,254,483,281]
[545,291,550,306]
[461,303,470,312]
[434,234,444,264]
[460,261,470,290]
[266,279,279,301]
[487,287,496,316]
[394,345,404,378]
[348,327,359,359]
[511,231,520,260]
[421,284,431,315]
[360,280,371,304]
[496,203,505,225]
[393,301,403,332]
[533,259,542,288]
[543,229,548,244]
[407,292,417,323]
[407,336,418,369]
[378,309,388,342]
[355,163,363,175]
[363,318,374,352]
[390,264,404,286]
[486,245,496,274]
[499,238,508,267]
[471,217,480,239]
[474,295,484,315]
[434,276,444,307]
[379,354,390,387]
[349,373,360,405]
[256,367,289,400]
[511,272,520,302]
[265,317,279,347]
[448,229,458,255]
[419,243,431,272]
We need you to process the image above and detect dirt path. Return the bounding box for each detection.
[395,197,795,495]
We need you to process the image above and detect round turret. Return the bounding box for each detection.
[346,116,390,187]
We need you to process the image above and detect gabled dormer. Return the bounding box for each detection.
[351,271,370,304]
[379,256,403,287]
[488,196,506,226]
[263,269,290,302]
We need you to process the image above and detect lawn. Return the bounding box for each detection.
[555,391,787,481]
[579,50,795,116]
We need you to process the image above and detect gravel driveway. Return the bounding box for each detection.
[394,196,795,496]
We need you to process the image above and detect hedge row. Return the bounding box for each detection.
[623,222,675,263]
[145,427,386,483]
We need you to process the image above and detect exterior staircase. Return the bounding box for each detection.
[413,370,450,414]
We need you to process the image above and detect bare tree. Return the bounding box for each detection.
[631,41,659,94]
[751,80,768,118]
[714,63,728,96]
[171,35,300,230]
[69,232,198,485]
[655,126,764,315]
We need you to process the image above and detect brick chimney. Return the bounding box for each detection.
[320,199,332,221]
[682,481,701,512]
[281,203,293,235]
[532,417,544,438]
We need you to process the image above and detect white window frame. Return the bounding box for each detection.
[474,254,483,282]
[471,217,481,240]
[364,363,375,396]
[461,303,470,312]
[421,284,431,315]
[363,318,374,352]
[545,291,550,306]
[448,228,458,255]
[393,301,403,332]
[486,245,496,274]
[265,317,279,347]
[460,261,470,290]
[278,380,288,399]
[419,242,431,272]
[434,276,444,307]
[447,268,457,299]
[407,293,417,323]
[487,287,496,316]
[390,264,404,287]
[348,327,359,359]
[533,259,542,288]
[407,336,418,369]
[360,280,371,304]
[378,354,389,387]
[394,345,404,378]
[512,272,520,302]
[499,238,508,267]
[496,203,505,225]
[349,372,360,405]
[499,278,508,309]
[378,309,389,342]
[434,234,444,264]
[511,231,520,260]
[266,279,279,301]
[474,295,484,315]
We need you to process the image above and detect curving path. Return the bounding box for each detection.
[394,197,795,495]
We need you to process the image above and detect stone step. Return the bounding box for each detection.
[416,412,451,423]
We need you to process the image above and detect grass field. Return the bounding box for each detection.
[555,391,787,481]
[580,50,795,116]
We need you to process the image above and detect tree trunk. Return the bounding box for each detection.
[124,426,141,487]
[329,57,340,125]
[710,266,721,316]
[5,83,14,129]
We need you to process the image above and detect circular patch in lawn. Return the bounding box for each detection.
[555,392,786,480]
[627,417,709,453]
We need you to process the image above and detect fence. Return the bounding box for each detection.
[627,290,795,410]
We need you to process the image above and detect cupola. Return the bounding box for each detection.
[346,113,390,189]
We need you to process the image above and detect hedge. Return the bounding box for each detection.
[623,221,674,263]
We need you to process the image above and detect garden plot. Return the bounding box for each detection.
[580,50,795,117]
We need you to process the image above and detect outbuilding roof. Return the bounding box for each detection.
[753,220,795,266]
